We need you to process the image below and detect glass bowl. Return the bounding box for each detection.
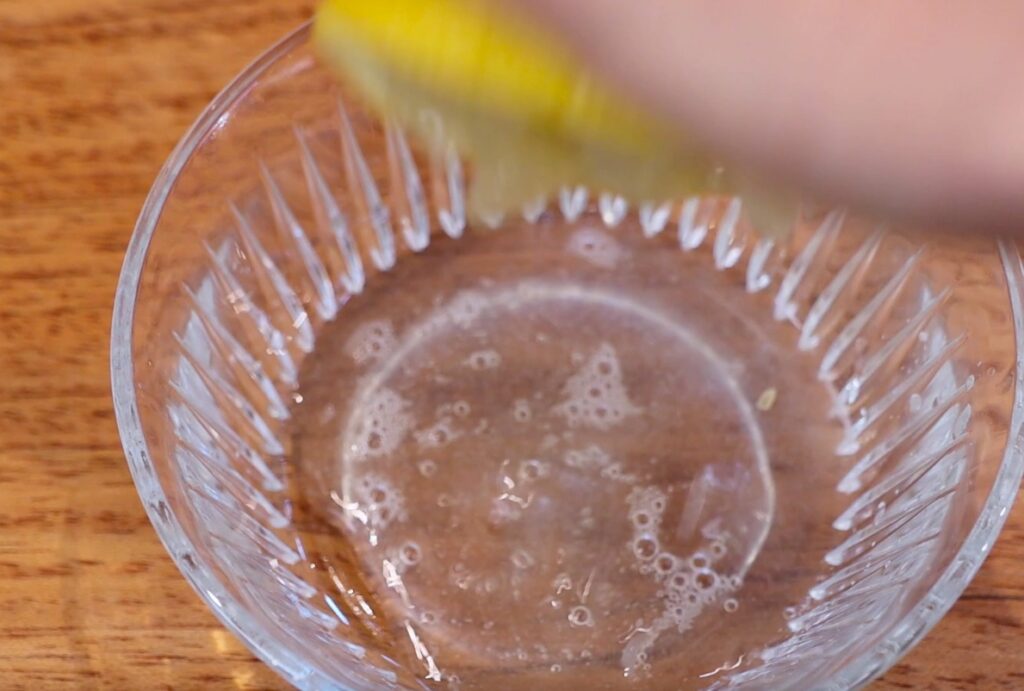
[112,22,1024,690]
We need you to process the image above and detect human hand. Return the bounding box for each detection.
[507,1,1024,231]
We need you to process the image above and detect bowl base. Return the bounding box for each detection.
[290,217,848,687]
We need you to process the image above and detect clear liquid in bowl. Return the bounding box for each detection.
[289,217,848,689]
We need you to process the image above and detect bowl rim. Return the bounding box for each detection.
[111,20,1024,690]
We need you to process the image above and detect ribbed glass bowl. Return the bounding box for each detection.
[112,23,1024,691]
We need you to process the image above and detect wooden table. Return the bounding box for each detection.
[1,1,1022,688]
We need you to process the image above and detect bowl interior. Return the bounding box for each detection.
[114,24,1024,691]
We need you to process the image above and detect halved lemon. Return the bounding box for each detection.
[314,0,791,233]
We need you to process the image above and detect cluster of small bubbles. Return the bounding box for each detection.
[347,387,414,461]
[567,605,594,628]
[449,562,472,590]
[446,290,487,328]
[349,473,406,530]
[452,400,471,417]
[344,319,397,366]
[414,416,461,449]
[577,506,596,532]
[566,227,625,269]
[553,343,641,430]
[564,444,612,471]
[476,577,499,595]
[628,486,667,530]
[518,458,549,482]
[511,549,535,570]
[399,541,423,566]
[465,349,502,370]
[620,481,743,672]
[512,398,532,422]
[417,459,437,478]
[601,462,638,484]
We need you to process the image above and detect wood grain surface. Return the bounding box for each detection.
[0,1,1022,689]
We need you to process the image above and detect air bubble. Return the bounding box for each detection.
[550,664,562,673]
[465,349,502,370]
[632,511,651,528]
[513,399,532,422]
[670,572,691,590]
[783,606,797,619]
[723,598,739,613]
[418,460,437,477]
[568,606,594,628]
[453,400,471,417]
[711,541,727,558]
[519,459,549,482]
[419,611,436,624]
[567,227,624,269]
[633,535,659,561]
[695,571,717,590]
[690,553,709,569]
[400,541,422,566]
[415,417,461,449]
[655,553,677,574]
